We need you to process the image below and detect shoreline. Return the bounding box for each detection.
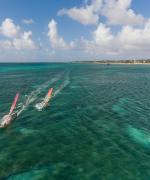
[93,62,150,65]
[1,61,150,65]
[72,60,150,65]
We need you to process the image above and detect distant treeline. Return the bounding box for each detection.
[73,59,150,64]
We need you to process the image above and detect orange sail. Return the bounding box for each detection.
[44,88,53,103]
[47,88,53,97]
[9,93,19,115]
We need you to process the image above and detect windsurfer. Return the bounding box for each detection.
[35,88,53,111]
[0,93,19,128]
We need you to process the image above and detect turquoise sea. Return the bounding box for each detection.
[0,63,150,179]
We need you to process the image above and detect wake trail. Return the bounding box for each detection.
[53,73,70,98]
[17,74,62,116]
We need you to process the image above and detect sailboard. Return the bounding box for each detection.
[35,88,53,111]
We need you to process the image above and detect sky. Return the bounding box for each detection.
[0,0,150,62]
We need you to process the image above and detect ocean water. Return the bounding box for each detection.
[0,63,150,179]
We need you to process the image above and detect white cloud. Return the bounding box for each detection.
[58,0,145,26]
[118,20,150,50]
[0,40,12,49]
[58,0,103,25]
[102,0,145,26]
[82,24,117,55]
[93,23,113,45]
[0,18,37,50]
[22,19,34,25]
[13,31,36,50]
[0,18,20,38]
[56,0,149,58]
[47,19,75,50]
[82,19,150,56]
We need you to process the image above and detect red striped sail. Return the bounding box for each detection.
[9,93,19,115]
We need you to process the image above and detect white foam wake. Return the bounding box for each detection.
[53,73,70,97]
[17,74,62,116]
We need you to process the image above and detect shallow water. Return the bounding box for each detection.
[0,63,150,179]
